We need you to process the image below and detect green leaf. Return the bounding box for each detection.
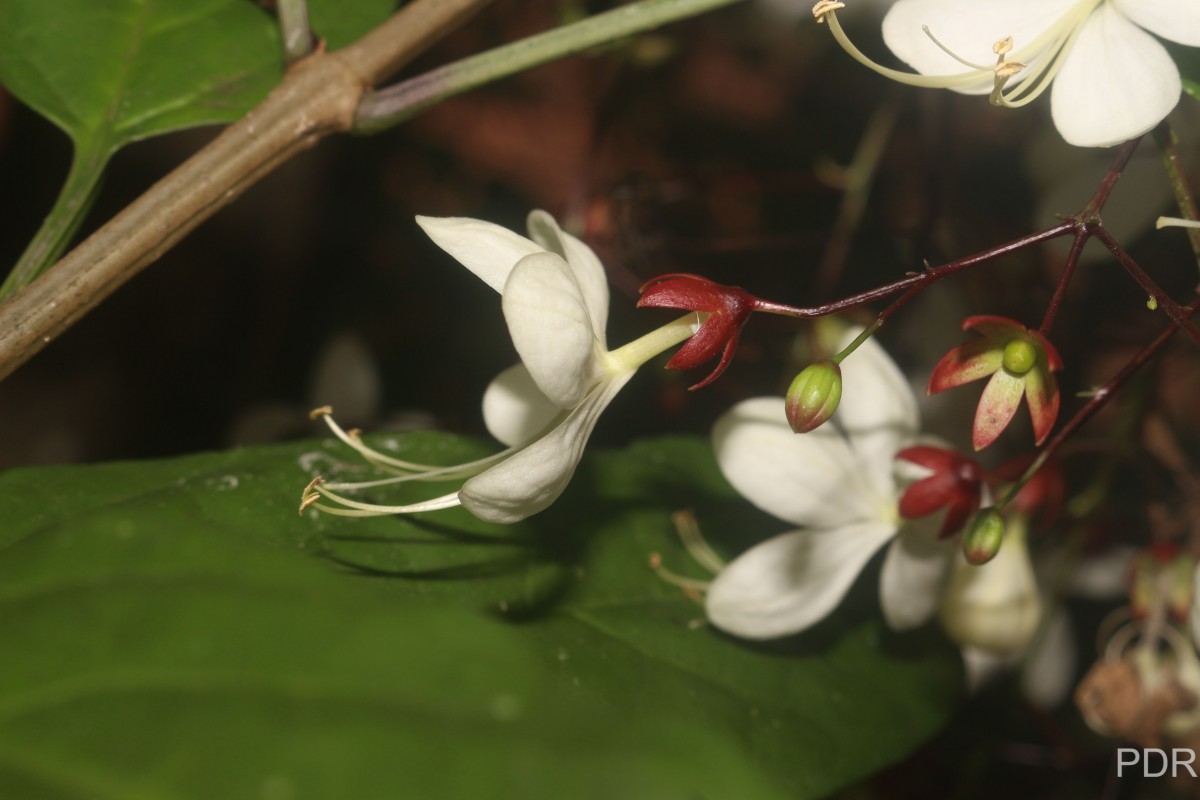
[310,0,398,50]
[0,434,961,798]
[0,0,395,150]
[0,0,394,296]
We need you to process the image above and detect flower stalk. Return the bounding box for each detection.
[355,0,749,132]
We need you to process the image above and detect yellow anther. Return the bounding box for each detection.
[308,405,333,420]
[993,36,1014,56]
[995,60,1025,79]
[812,0,846,23]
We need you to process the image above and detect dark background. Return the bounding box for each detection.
[2,1,1198,796]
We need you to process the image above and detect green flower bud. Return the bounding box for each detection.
[785,360,842,433]
[1001,338,1037,375]
[962,508,1005,565]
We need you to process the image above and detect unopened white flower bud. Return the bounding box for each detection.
[941,516,1041,655]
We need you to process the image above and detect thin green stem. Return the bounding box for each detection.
[277,0,313,63]
[354,0,746,133]
[832,320,881,364]
[0,141,107,302]
[1153,122,1200,275]
[812,90,899,297]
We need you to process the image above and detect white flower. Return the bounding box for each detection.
[818,0,1200,147]
[959,537,1134,704]
[704,331,959,638]
[304,211,699,524]
[940,514,1042,655]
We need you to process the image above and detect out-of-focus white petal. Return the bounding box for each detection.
[835,331,920,493]
[882,0,1075,93]
[481,363,562,447]
[1192,563,1200,648]
[879,520,957,630]
[1113,0,1200,46]
[1031,143,1171,264]
[502,252,600,410]
[460,374,632,523]
[713,397,888,529]
[1050,3,1181,147]
[706,521,897,639]
[1069,545,1137,598]
[415,216,543,293]
[1022,607,1077,709]
[961,646,1020,693]
[1166,641,1200,737]
[940,521,1042,654]
[526,211,611,345]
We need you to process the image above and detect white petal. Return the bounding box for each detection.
[939,522,1042,654]
[882,0,1076,93]
[481,363,562,447]
[502,252,600,409]
[526,211,611,346]
[834,330,919,493]
[712,397,889,528]
[459,374,631,523]
[1050,3,1181,147]
[706,521,896,639]
[1193,563,1200,647]
[1113,0,1200,46]
[1021,607,1077,709]
[879,520,957,630]
[1031,146,1170,264]
[1068,545,1136,598]
[961,646,1020,694]
[415,216,544,294]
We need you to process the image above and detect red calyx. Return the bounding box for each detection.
[986,453,1065,527]
[896,445,984,538]
[638,273,758,390]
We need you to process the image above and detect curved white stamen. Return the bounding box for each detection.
[821,0,1104,110]
[673,509,727,574]
[648,553,712,595]
[921,24,993,71]
[314,407,514,478]
[314,483,463,515]
[1157,216,1200,230]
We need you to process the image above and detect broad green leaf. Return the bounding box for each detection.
[0,434,962,798]
[0,0,395,150]
[0,0,395,295]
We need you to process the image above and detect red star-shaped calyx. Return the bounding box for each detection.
[638,273,758,389]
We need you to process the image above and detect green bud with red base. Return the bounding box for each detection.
[962,507,1006,566]
[785,360,842,433]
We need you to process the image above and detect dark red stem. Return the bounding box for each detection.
[1091,225,1200,349]
[999,300,1197,510]
[750,222,1077,319]
[1041,139,1141,335]
[1039,229,1088,336]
